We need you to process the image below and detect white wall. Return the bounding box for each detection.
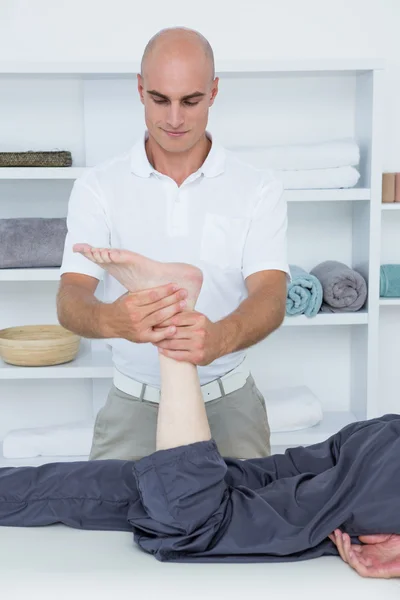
[1,0,400,169]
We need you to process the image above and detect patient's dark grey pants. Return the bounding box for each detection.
[0,414,399,563]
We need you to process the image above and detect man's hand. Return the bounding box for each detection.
[329,529,400,579]
[152,311,222,366]
[104,283,188,344]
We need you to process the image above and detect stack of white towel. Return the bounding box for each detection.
[2,386,323,458]
[2,422,94,458]
[264,385,323,433]
[230,138,360,189]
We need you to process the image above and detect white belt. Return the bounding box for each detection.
[113,358,250,404]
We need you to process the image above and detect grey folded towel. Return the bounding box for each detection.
[310,260,367,312]
[0,218,67,268]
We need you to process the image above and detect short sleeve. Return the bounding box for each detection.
[242,174,290,281]
[59,176,111,280]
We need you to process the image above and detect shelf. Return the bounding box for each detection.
[0,350,113,379]
[0,167,370,203]
[0,167,84,180]
[0,410,358,467]
[0,268,369,324]
[283,188,370,202]
[270,410,357,447]
[380,298,400,306]
[0,268,61,281]
[0,311,367,382]
[282,311,368,326]
[0,59,384,78]
[0,165,372,204]
[381,203,400,210]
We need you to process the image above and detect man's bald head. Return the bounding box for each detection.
[140,27,215,82]
[137,27,218,155]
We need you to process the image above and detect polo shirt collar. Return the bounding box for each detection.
[130,129,226,178]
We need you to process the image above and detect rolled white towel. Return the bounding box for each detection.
[2,422,94,458]
[263,386,323,432]
[230,138,360,171]
[276,166,360,189]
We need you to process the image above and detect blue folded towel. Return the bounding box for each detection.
[380,264,400,297]
[286,265,323,317]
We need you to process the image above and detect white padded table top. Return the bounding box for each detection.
[0,526,399,599]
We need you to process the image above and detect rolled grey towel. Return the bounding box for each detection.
[310,260,367,312]
[0,218,67,268]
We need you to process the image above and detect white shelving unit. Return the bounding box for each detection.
[380,298,400,306]
[381,203,400,211]
[0,58,387,464]
[0,167,84,180]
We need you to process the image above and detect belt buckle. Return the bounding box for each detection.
[202,378,225,402]
[139,383,147,402]
[141,383,161,403]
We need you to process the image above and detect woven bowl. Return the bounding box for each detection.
[0,325,81,366]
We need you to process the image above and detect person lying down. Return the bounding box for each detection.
[1,245,399,579]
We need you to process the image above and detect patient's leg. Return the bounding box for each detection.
[73,244,211,449]
[0,459,138,531]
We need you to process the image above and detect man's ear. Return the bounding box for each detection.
[209,77,219,106]
[137,73,145,105]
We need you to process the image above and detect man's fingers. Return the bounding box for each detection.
[155,338,192,351]
[133,284,186,307]
[158,348,191,362]
[153,326,191,339]
[147,326,177,343]
[145,301,186,328]
[153,318,194,331]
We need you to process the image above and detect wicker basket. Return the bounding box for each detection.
[0,151,72,168]
[0,325,81,366]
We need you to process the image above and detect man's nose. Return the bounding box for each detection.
[166,104,185,129]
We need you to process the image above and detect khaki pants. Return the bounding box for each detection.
[89,374,271,460]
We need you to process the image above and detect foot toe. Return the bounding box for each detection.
[108,249,122,263]
[90,248,104,263]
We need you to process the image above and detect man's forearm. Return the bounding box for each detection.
[216,288,285,356]
[56,284,112,339]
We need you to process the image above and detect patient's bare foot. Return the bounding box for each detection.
[73,244,203,310]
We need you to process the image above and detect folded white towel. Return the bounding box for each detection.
[276,166,360,189]
[264,386,323,432]
[2,422,94,458]
[230,138,360,171]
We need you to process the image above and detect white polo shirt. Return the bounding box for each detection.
[60,130,289,386]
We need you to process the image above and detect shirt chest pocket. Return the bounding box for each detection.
[200,213,250,271]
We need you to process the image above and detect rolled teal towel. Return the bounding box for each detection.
[286,265,323,317]
[380,264,400,297]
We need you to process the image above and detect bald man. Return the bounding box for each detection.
[57,27,289,461]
